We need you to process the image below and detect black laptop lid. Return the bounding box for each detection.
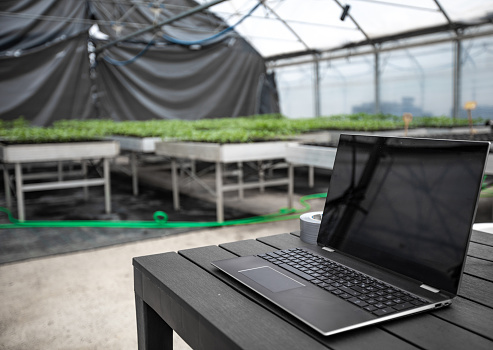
[317,134,489,295]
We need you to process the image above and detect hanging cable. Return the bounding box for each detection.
[101,1,262,65]
[102,38,157,66]
[161,0,263,46]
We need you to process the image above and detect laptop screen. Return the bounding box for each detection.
[317,134,489,295]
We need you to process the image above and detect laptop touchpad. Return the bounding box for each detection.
[239,266,305,293]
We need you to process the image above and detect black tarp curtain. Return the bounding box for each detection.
[0,0,279,126]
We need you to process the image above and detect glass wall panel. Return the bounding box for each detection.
[319,55,375,116]
[460,36,493,120]
[275,63,315,118]
[379,43,453,117]
[274,35,493,120]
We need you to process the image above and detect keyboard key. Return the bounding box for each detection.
[350,285,368,294]
[339,286,360,296]
[393,302,415,311]
[373,307,397,317]
[364,305,378,312]
[348,297,368,308]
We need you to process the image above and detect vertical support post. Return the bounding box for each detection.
[171,158,180,210]
[314,56,321,117]
[308,165,314,188]
[103,158,111,214]
[216,161,224,223]
[131,152,139,196]
[258,161,265,193]
[82,160,89,200]
[237,162,244,199]
[288,162,294,209]
[453,39,462,119]
[3,165,11,209]
[374,50,380,114]
[14,163,25,221]
[191,159,196,177]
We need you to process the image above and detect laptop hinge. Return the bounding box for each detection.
[420,284,440,293]
[322,247,335,252]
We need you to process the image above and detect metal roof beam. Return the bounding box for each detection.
[433,0,453,26]
[269,27,493,68]
[261,1,311,51]
[266,20,490,62]
[333,0,374,46]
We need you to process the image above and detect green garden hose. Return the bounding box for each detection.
[0,193,327,229]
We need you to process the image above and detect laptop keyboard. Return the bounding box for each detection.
[258,248,428,317]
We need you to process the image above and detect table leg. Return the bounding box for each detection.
[82,161,89,200]
[288,162,294,209]
[191,159,196,177]
[309,165,314,188]
[14,163,25,221]
[216,161,224,223]
[3,164,11,209]
[135,294,173,350]
[171,158,180,210]
[103,158,111,214]
[258,161,265,193]
[131,152,139,196]
[237,161,244,199]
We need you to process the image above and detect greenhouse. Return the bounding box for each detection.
[1,1,493,349]
[1,0,492,124]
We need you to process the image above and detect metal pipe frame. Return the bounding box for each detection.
[273,29,493,120]
[8,159,113,221]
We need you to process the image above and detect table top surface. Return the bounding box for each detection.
[133,230,493,350]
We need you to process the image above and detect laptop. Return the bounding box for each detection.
[212,134,490,336]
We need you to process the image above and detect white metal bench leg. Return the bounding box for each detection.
[131,152,139,196]
[288,163,294,209]
[82,161,89,200]
[216,161,224,223]
[238,162,244,199]
[3,165,11,209]
[171,158,180,210]
[103,158,111,214]
[309,165,314,188]
[14,163,25,221]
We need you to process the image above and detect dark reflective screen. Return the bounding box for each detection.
[318,134,489,294]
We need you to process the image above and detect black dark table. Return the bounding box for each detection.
[133,230,493,350]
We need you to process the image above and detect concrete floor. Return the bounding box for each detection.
[0,216,304,350]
